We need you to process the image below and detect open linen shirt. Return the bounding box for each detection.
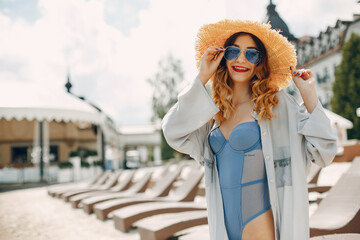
[162,77,337,240]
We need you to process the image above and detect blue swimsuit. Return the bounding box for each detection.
[209,121,271,240]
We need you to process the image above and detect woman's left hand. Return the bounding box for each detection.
[291,67,318,113]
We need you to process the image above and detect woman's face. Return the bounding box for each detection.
[225,34,258,84]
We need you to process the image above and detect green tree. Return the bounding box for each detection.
[331,33,360,139]
[147,53,184,160]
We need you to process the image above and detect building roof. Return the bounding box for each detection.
[324,109,353,129]
[0,81,101,123]
[117,124,160,135]
[263,0,297,41]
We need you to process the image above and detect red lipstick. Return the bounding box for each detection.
[232,66,249,73]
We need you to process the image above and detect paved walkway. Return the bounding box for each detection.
[0,186,138,240]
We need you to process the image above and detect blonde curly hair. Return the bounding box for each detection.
[211,32,279,124]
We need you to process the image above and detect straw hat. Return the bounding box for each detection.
[195,19,297,89]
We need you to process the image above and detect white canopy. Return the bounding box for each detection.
[324,108,353,129]
[0,81,101,124]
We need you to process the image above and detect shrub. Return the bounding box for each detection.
[58,161,73,169]
[93,160,103,167]
[69,151,80,157]
[81,161,90,168]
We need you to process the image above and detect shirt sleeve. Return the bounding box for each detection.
[296,100,338,167]
[161,77,219,163]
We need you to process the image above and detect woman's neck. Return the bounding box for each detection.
[232,82,251,107]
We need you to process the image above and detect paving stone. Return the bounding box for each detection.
[0,187,138,240]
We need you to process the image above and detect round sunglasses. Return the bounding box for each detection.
[223,46,262,65]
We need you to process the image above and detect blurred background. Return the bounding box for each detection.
[0,0,360,185]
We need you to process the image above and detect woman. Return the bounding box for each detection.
[162,20,337,240]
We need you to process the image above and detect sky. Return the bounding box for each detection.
[0,0,359,126]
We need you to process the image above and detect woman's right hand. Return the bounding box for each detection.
[197,46,225,86]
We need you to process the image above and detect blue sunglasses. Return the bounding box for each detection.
[224,46,262,65]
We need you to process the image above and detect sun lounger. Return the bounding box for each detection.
[177,225,209,240]
[307,163,332,193]
[48,170,105,197]
[308,185,332,193]
[113,202,206,232]
[68,169,136,208]
[146,163,172,188]
[53,170,113,198]
[81,170,153,214]
[308,162,351,193]
[93,165,197,220]
[346,156,360,174]
[47,170,104,196]
[311,160,357,204]
[310,158,360,237]
[93,166,185,220]
[308,161,353,204]
[196,181,205,196]
[61,170,122,201]
[310,233,360,240]
[135,210,208,240]
[308,162,322,184]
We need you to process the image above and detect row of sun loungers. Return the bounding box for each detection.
[82,170,152,213]
[47,157,360,240]
[69,169,136,208]
[47,161,209,239]
[93,165,187,221]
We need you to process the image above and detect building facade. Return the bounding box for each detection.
[265,1,360,109]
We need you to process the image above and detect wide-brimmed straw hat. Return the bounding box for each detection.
[195,19,297,89]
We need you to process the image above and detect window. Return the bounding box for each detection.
[49,145,59,162]
[11,146,30,164]
[11,145,59,164]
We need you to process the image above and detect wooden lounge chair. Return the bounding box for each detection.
[308,162,351,193]
[113,201,206,232]
[79,164,173,212]
[111,168,204,232]
[81,170,153,214]
[310,234,360,240]
[313,158,359,204]
[47,170,104,197]
[308,162,322,184]
[53,170,113,198]
[93,165,188,220]
[69,169,136,208]
[61,170,122,201]
[135,210,208,240]
[196,180,205,196]
[177,225,209,240]
[48,170,108,197]
[346,157,360,174]
[146,163,172,189]
[307,163,331,193]
[310,158,360,237]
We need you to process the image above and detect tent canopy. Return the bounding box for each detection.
[0,81,101,124]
